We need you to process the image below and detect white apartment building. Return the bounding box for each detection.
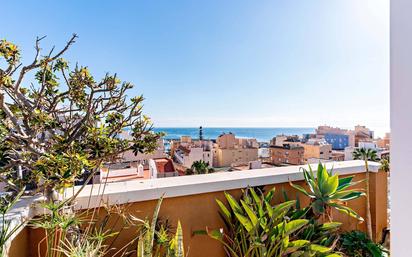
[171,136,214,168]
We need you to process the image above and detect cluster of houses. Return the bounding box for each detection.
[98,125,390,183]
[268,125,389,165]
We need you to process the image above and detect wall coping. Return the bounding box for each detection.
[70,160,380,209]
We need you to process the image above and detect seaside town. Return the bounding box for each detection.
[0,1,398,256]
[100,125,390,183]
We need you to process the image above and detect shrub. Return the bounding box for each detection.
[338,230,388,257]
[202,187,339,257]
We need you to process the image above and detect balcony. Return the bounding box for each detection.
[6,160,388,257]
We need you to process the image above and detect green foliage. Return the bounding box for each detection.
[0,190,25,257]
[186,160,214,175]
[352,148,378,239]
[379,158,389,173]
[338,231,388,257]
[30,201,82,257]
[31,199,128,257]
[290,163,365,221]
[0,40,20,66]
[202,187,338,257]
[0,35,162,198]
[353,148,378,164]
[134,196,185,257]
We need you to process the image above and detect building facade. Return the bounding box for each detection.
[171,136,213,168]
[213,133,259,167]
[324,133,350,150]
[269,145,304,165]
[302,140,333,161]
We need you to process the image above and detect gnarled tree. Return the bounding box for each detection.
[0,34,161,199]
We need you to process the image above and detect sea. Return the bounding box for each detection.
[153,127,315,143]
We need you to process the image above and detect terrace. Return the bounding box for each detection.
[6,160,388,257]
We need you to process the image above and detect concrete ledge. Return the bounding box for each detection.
[71,160,380,209]
[2,195,45,251]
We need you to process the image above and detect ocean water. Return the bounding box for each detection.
[153,127,315,142]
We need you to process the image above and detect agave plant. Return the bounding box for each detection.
[134,196,185,257]
[290,163,365,222]
[201,187,339,257]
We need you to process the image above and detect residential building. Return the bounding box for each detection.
[345,142,389,161]
[316,125,348,136]
[269,144,304,165]
[148,158,179,178]
[315,125,375,148]
[324,133,350,150]
[270,135,300,147]
[213,133,259,167]
[354,125,374,146]
[258,147,270,160]
[98,158,178,183]
[344,146,356,161]
[376,133,390,149]
[331,151,345,161]
[302,139,333,162]
[171,136,213,168]
[359,141,378,149]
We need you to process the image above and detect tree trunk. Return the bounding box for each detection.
[45,186,59,203]
[365,160,373,239]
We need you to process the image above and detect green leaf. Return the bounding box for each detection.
[284,240,310,255]
[216,199,231,220]
[289,182,312,198]
[249,188,264,217]
[249,187,261,205]
[317,163,328,192]
[174,221,184,257]
[207,229,224,240]
[283,219,309,235]
[225,192,243,214]
[240,200,258,227]
[309,244,331,253]
[288,240,309,248]
[234,212,254,232]
[329,203,364,221]
[340,192,366,201]
[323,174,339,196]
[319,222,342,231]
[265,187,276,202]
[265,200,273,218]
[272,200,296,219]
[337,176,353,190]
[332,191,365,201]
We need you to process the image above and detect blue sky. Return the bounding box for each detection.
[1,0,389,135]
